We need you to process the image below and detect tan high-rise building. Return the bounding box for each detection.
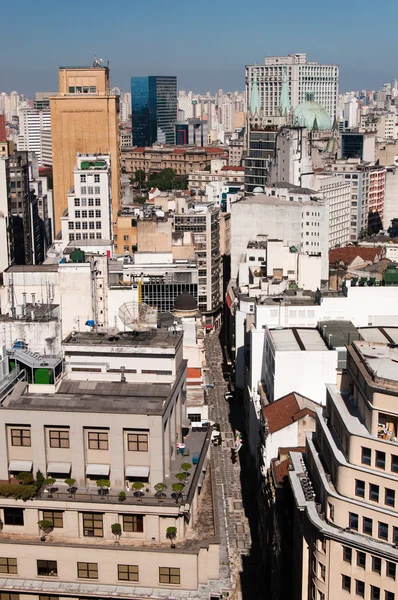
[50,65,120,233]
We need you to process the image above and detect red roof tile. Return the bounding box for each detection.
[220,166,244,172]
[131,147,146,153]
[329,246,382,266]
[172,149,186,155]
[263,393,316,434]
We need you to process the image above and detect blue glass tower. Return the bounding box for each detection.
[131,76,177,146]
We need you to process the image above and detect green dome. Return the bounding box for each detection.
[294,92,332,131]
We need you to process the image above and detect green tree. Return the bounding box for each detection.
[16,472,34,485]
[154,482,167,503]
[181,462,192,474]
[64,478,76,496]
[204,164,211,172]
[44,477,56,497]
[175,472,187,483]
[96,479,110,497]
[131,481,145,501]
[166,526,177,547]
[172,482,185,502]
[111,522,122,542]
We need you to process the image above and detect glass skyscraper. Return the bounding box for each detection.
[131,76,177,146]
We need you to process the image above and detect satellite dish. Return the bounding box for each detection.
[118,302,157,331]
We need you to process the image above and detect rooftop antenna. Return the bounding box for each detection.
[93,54,103,68]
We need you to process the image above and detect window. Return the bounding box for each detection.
[122,514,143,532]
[372,556,382,574]
[37,560,57,577]
[159,567,180,585]
[385,592,395,600]
[355,480,365,498]
[81,210,87,218]
[96,233,102,239]
[75,210,81,218]
[387,561,396,579]
[349,512,358,530]
[343,547,352,563]
[39,596,59,600]
[88,431,108,450]
[363,517,373,535]
[96,222,101,229]
[82,513,103,537]
[0,595,19,600]
[11,428,31,446]
[74,199,80,207]
[320,563,325,581]
[69,234,75,241]
[371,587,380,600]
[81,186,86,195]
[370,484,379,502]
[77,562,98,579]
[127,433,148,452]
[42,511,63,528]
[0,558,17,574]
[118,564,139,581]
[87,187,93,195]
[88,210,94,218]
[95,210,101,218]
[94,175,100,183]
[357,551,366,568]
[95,198,101,206]
[376,450,386,469]
[361,447,371,465]
[356,580,365,597]
[80,175,86,183]
[49,430,69,448]
[342,575,351,592]
[68,86,75,93]
[386,488,395,507]
[378,522,388,540]
[88,198,94,206]
[75,222,81,229]
[392,455,398,473]
[81,198,87,206]
[4,508,24,526]
[68,222,74,230]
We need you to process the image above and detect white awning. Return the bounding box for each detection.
[86,464,110,476]
[125,466,149,478]
[47,462,71,474]
[9,460,33,472]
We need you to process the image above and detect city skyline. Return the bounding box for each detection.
[1,0,398,96]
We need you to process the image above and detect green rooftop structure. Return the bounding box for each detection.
[294,92,332,131]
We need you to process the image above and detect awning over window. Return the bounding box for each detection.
[47,462,71,474]
[86,464,110,476]
[9,460,33,472]
[125,466,149,478]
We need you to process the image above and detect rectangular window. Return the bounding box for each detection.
[378,522,388,540]
[81,186,86,195]
[363,517,373,535]
[87,187,93,195]
[68,222,74,230]
[81,198,87,206]
[88,210,94,218]
[94,175,100,183]
[349,512,358,530]
[371,587,380,600]
[122,514,143,533]
[81,210,87,218]
[96,222,101,229]
[95,210,101,218]
[376,450,386,469]
[49,430,69,449]
[355,480,365,498]
[74,199,80,207]
[68,86,75,93]
[127,433,148,452]
[386,488,395,507]
[96,233,102,239]
[69,234,75,241]
[343,547,352,563]
[77,562,98,579]
[387,561,396,579]
[95,198,101,206]
[361,447,371,465]
[75,222,81,229]
[11,428,31,446]
[4,508,24,526]
[75,210,81,218]
[42,511,63,528]
[88,431,108,450]
[342,575,351,592]
[356,580,365,597]
[370,484,379,502]
[385,592,395,600]
[82,513,103,537]
[0,558,17,574]
[392,455,398,473]
[118,564,139,582]
[89,221,95,230]
[80,175,86,183]
[88,199,94,206]
[357,551,366,568]
[159,567,180,585]
[372,556,382,574]
[39,596,59,600]
[37,560,57,577]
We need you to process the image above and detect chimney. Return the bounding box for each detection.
[31,293,36,307]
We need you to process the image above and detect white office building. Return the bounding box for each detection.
[246,53,339,120]
[17,106,51,166]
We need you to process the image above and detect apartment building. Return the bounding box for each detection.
[17,106,51,167]
[289,332,398,600]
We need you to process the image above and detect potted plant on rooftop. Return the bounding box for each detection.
[111,522,122,545]
[181,462,192,476]
[38,519,53,542]
[16,472,34,485]
[131,481,145,501]
[64,478,76,498]
[171,482,185,503]
[44,477,56,498]
[154,482,167,503]
[166,526,177,549]
[96,479,110,498]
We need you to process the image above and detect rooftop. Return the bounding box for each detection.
[263,391,319,433]
[5,264,59,273]
[329,246,382,266]
[269,182,319,195]
[352,340,398,384]
[318,320,360,349]
[234,193,323,207]
[62,329,183,349]
[270,328,328,352]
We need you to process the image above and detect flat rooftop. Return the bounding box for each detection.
[353,340,398,383]
[5,264,59,273]
[3,380,171,415]
[359,326,398,345]
[63,329,183,349]
[234,194,323,206]
[319,320,360,348]
[271,328,328,352]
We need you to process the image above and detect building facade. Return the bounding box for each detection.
[131,76,177,146]
[121,145,227,176]
[17,106,51,166]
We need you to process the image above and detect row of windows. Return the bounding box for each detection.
[80,187,101,195]
[355,479,395,507]
[362,447,398,472]
[69,221,102,230]
[0,558,180,584]
[10,429,149,451]
[3,508,144,534]
[342,575,394,599]
[68,86,97,94]
[343,546,396,578]
[73,210,102,218]
[349,512,398,542]
[74,198,101,207]
[69,233,102,241]
[80,174,100,183]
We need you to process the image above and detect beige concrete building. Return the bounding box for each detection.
[289,331,398,600]
[50,66,120,233]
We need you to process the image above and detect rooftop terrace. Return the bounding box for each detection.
[63,329,183,349]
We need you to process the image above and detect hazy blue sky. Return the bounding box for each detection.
[1,0,397,96]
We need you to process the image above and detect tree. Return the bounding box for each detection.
[44,477,56,497]
[166,526,177,548]
[133,169,146,189]
[171,482,185,503]
[131,481,145,501]
[181,462,192,475]
[154,482,167,503]
[35,469,44,490]
[16,472,34,485]
[64,478,76,497]
[37,519,54,541]
[111,522,122,543]
[96,479,110,497]
[175,472,187,483]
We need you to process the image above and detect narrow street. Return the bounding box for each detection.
[205,334,265,599]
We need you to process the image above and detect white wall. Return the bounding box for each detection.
[264,422,298,469]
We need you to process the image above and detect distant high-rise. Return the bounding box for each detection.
[131,76,177,146]
[50,64,120,233]
[246,53,339,120]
